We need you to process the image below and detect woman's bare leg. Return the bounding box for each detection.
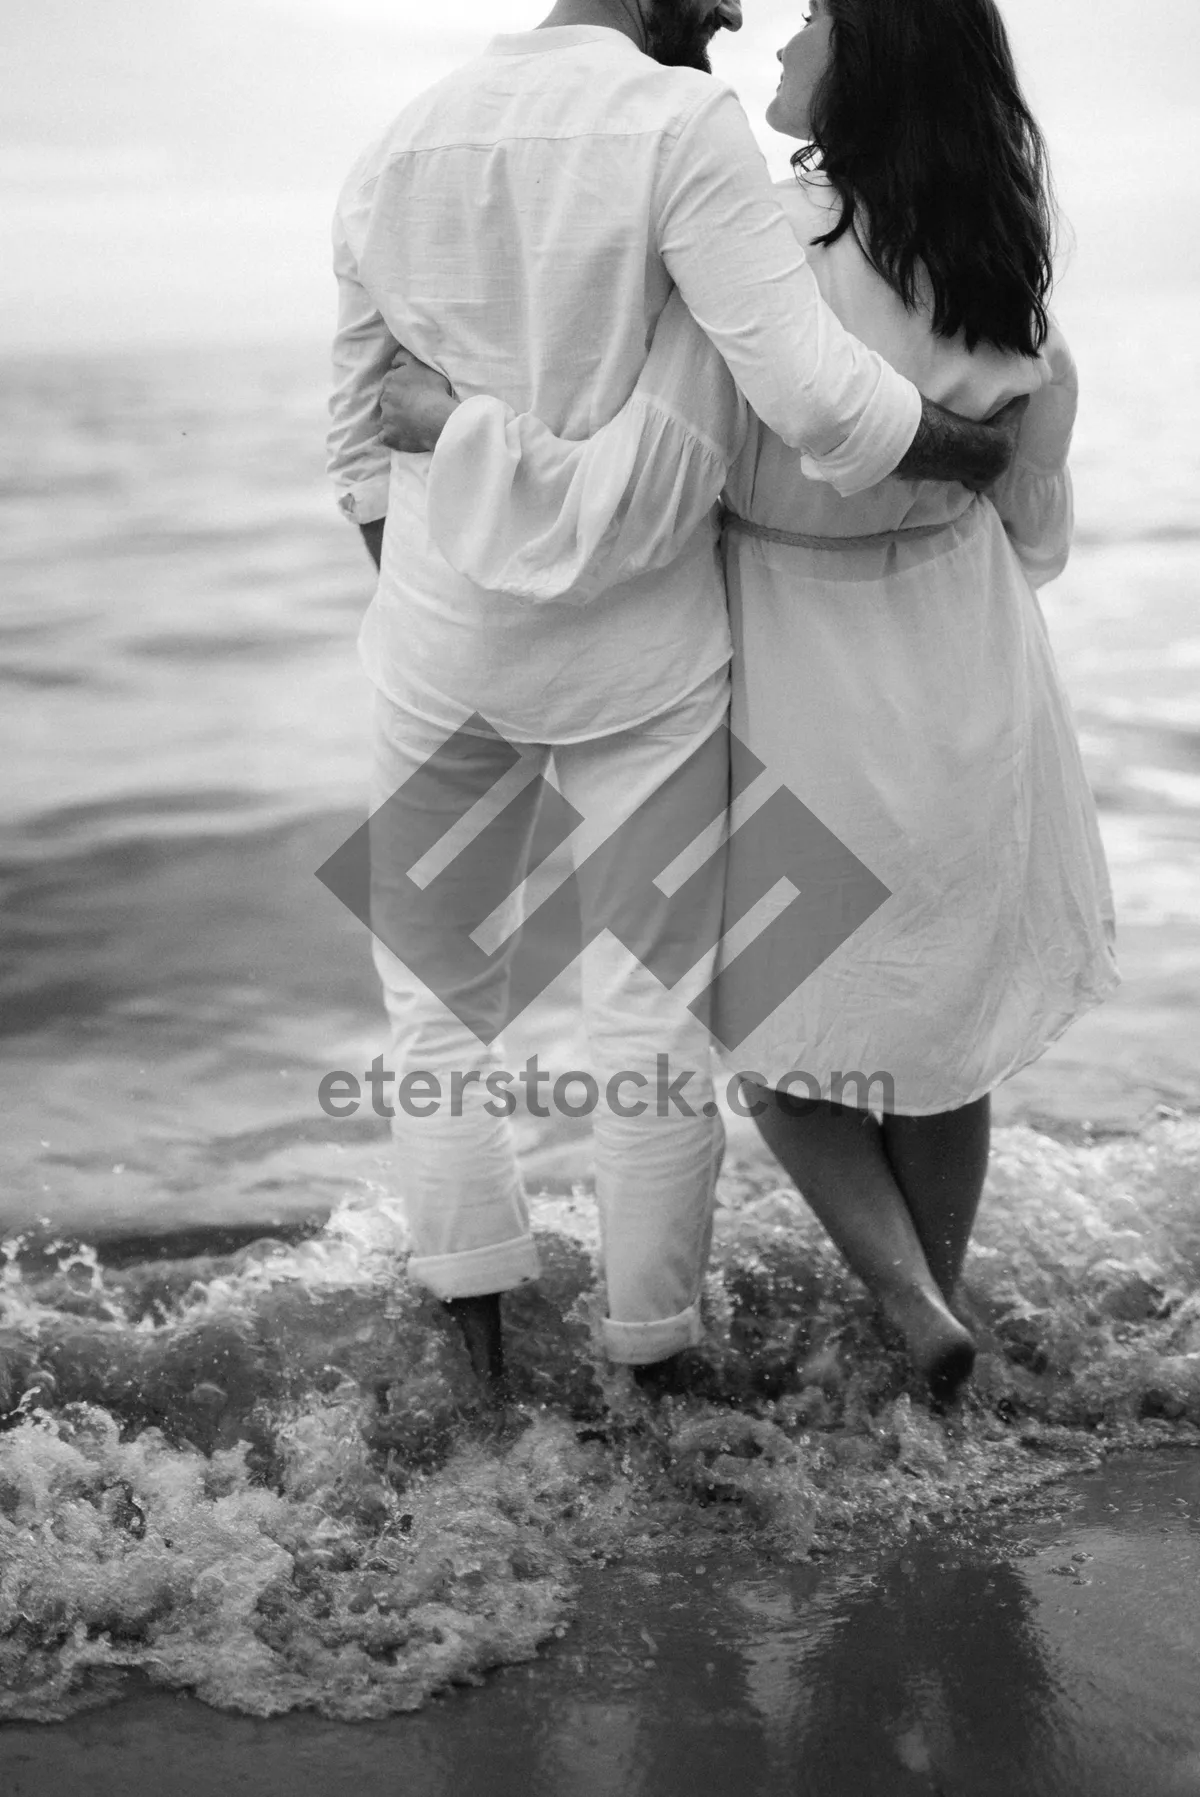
[748,1087,976,1399]
[880,1097,991,1303]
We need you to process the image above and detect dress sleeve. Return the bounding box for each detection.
[652,88,921,495]
[989,322,1078,588]
[326,191,399,526]
[424,291,748,603]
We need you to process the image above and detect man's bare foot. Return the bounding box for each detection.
[629,1349,723,1402]
[631,1353,685,1399]
[880,1285,977,1403]
[445,1293,508,1405]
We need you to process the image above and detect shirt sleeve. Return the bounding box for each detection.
[326,192,398,526]
[425,290,748,602]
[653,87,921,496]
[989,321,1077,588]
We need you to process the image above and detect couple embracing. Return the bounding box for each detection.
[326,0,1116,1406]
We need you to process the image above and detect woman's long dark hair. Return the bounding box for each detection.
[793,0,1056,356]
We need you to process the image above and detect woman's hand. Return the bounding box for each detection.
[379,349,460,452]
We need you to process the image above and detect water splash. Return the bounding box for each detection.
[1,1120,1198,1722]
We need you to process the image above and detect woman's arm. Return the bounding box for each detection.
[989,323,1078,588]
[399,293,749,603]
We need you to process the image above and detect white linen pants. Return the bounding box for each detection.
[367,669,729,1364]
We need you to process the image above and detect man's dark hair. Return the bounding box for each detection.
[794,0,1056,357]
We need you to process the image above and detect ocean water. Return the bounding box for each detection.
[1,289,1199,1724]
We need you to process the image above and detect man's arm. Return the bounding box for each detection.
[900,394,1027,491]
[654,87,1014,493]
[379,294,747,603]
[327,204,399,570]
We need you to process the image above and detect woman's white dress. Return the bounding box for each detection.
[422,173,1119,1114]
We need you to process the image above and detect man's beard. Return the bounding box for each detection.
[645,3,720,72]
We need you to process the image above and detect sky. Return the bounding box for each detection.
[1,0,1198,348]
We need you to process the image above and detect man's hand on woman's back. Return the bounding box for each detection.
[897,393,1029,490]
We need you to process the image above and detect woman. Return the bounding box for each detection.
[385,0,1118,1399]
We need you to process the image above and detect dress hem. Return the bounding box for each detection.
[721,963,1122,1118]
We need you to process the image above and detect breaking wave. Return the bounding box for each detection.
[2,1119,1198,1723]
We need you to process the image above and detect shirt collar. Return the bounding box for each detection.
[485,26,640,57]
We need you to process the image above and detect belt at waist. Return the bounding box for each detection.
[721,499,978,552]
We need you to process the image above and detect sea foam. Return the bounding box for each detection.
[1,1120,1197,1722]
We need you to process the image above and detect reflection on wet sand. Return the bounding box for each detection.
[556,1554,1058,1796]
[772,1555,1056,1793]
[459,1455,1199,1797]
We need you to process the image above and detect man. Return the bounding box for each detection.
[326,0,1017,1398]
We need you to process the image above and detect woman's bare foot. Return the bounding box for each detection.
[880,1285,977,1403]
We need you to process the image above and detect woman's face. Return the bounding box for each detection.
[766,1,835,141]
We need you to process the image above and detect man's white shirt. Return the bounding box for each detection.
[327,24,920,744]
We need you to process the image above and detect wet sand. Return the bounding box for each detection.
[2,1450,1197,1797]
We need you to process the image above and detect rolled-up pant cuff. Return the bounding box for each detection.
[602,1301,703,1366]
[408,1234,540,1300]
